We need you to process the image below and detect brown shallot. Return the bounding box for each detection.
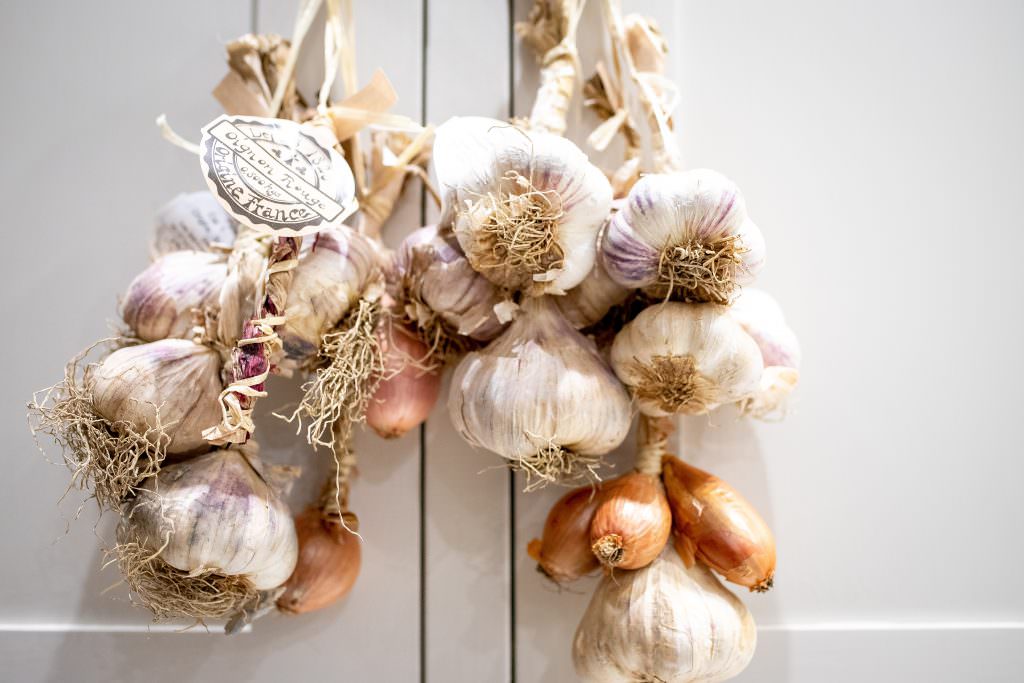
[662,455,776,592]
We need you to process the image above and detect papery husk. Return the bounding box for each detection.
[277,507,361,614]
[365,320,442,439]
[527,484,602,583]
[150,192,237,259]
[610,302,763,417]
[517,0,586,136]
[573,548,756,683]
[588,471,671,570]
[433,116,612,296]
[120,251,227,342]
[28,342,168,512]
[394,225,511,364]
[213,33,308,121]
[662,455,776,592]
[448,296,631,489]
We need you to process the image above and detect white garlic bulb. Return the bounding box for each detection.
[448,296,632,484]
[730,288,801,419]
[395,225,509,342]
[729,287,801,369]
[611,303,763,416]
[601,170,766,303]
[279,226,379,365]
[151,191,237,259]
[573,549,756,683]
[433,116,612,296]
[121,251,227,342]
[556,257,631,330]
[88,339,223,454]
[121,449,298,590]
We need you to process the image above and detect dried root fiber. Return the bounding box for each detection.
[653,234,747,304]
[286,298,384,450]
[629,354,716,415]
[110,537,257,622]
[27,349,168,512]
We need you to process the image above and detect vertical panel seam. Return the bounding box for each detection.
[507,3,517,682]
[418,0,429,681]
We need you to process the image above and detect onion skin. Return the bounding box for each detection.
[662,455,776,592]
[366,322,442,439]
[589,472,672,570]
[277,508,362,615]
[527,484,602,583]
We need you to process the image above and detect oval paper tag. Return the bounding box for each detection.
[199,115,357,236]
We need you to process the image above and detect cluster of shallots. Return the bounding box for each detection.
[392,0,801,680]
[28,9,439,630]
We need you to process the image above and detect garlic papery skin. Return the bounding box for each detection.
[279,226,379,366]
[448,296,632,486]
[365,321,442,439]
[121,449,298,591]
[120,251,227,342]
[434,116,613,296]
[729,287,801,369]
[601,170,766,304]
[741,366,799,421]
[151,191,238,259]
[573,548,756,683]
[87,339,223,454]
[395,225,509,345]
[610,302,763,417]
[556,257,631,330]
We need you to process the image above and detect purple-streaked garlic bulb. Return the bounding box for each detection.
[121,251,227,342]
[150,191,237,259]
[730,288,801,419]
[88,339,223,454]
[601,169,766,304]
[279,227,379,366]
[395,225,510,345]
[433,116,612,296]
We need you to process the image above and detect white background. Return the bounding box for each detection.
[2,1,1023,681]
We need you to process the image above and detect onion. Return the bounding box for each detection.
[589,471,672,570]
[662,455,776,591]
[366,321,442,439]
[527,484,602,583]
[277,508,362,614]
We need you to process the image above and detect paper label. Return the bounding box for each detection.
[199,115,356,236]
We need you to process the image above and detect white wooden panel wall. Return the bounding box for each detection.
[2,1,1023,682]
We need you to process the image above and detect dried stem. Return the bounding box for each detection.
[636,414,674,475]
[205,235,302,446]
[518,0,587,136]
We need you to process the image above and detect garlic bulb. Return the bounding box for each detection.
[611,303,763,416]
[573,549,756,683]
[448,296,631,485]
[601,170,766,303]
[729,288,800,369]
[434,116,612,295]
[121,449,298,592]
[151,191,237,259]
[365,321,442,439]
[589,471,672,570]
[556,257,630,330]
[121,251,227,342]
[395,225,509,344]
[88,339,223,454]
[730,288,800,419]
[277,507,361,614]
[279,227,379,366]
